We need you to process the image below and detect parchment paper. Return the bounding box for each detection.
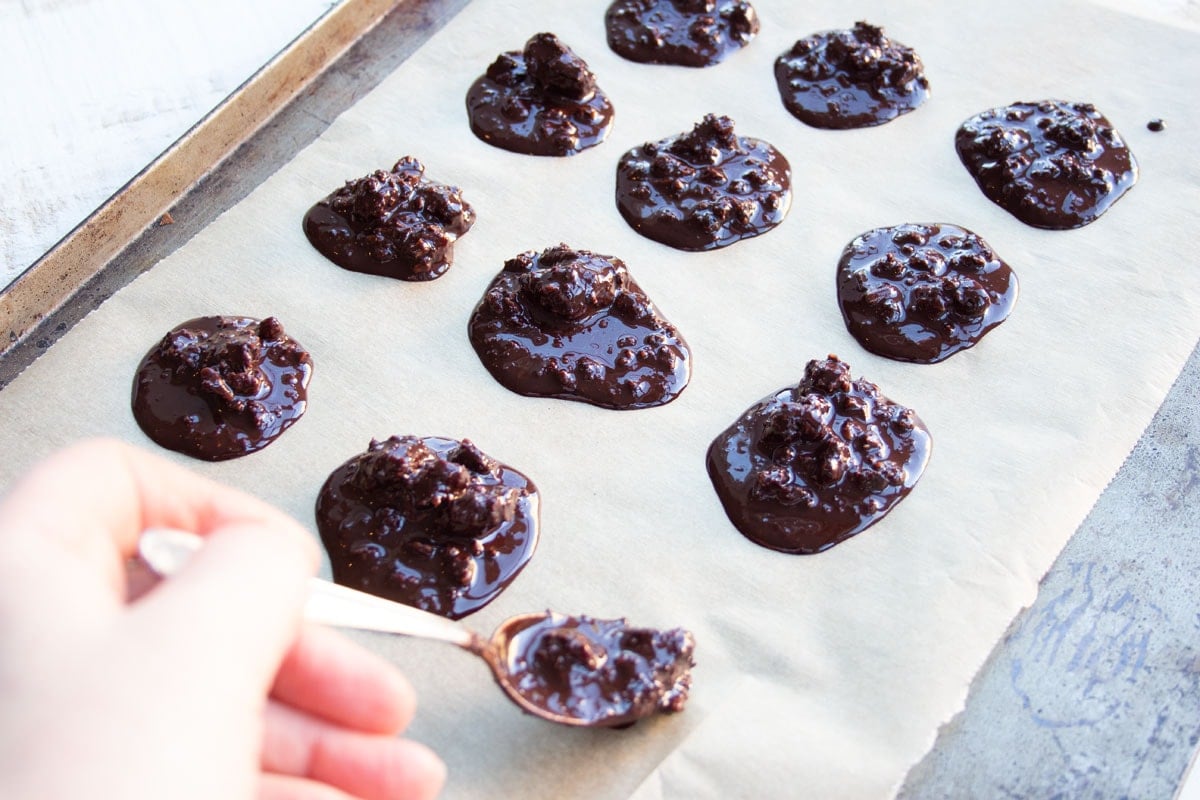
[2,1,1198,797]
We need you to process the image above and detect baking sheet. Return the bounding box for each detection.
[1,1,1198,797]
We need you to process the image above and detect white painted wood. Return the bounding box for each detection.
[0,0,335,287]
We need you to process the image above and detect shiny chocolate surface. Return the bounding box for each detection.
[303,156,474,281]
[615,114,790,251]
[498,611,694,728]
[774,21,929,129]
[466,33,614,157]
[836,223,1018,364]
[468,244,691,409]
[707,356,931,554]
[955,100,1138,229]
[132,315,312,461]
[605,0,758,67]
[316,436,539,619]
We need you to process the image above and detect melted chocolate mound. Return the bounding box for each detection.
[615,114,791,251]
[468,244,691,409]
[500,612,695,727]
[837,223,1019,364]
[774,21,929,129]
[316,436,539,619]
[132,316,312,461]
[466,33,614,156]
[707,355,931,554]
[303,156,475,280]
[955,100,1138,229]
[605,0,759,68]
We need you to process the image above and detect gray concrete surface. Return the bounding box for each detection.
[900,340,1200,799]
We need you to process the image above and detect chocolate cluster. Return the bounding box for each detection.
[469,244,691,409]
[774,21,929,129]
[303,157,475,280]
[467,33,614,156]
[132,316,312,461]
[501,612,695,727]
[707,355,931,554]
[837,223,1019,363]
[955,100,1138,229]
[616,114,791,251]
[605,0,759,67]
[316,436,539,618]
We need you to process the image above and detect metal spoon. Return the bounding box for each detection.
[137,527,651,727]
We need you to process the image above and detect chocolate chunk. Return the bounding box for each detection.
[131,316,312,461]
[605,0,759,68]
[303,157,475,280]
[499,612,694,727]
[316,436,539,619]
[466,33,614,156]
[836,223,1019,364]
[468,244,691,409]
[707,355,931,554]
[615,114,790,251]
[955,100,1138,229]
[774,21,929,129]
[1147,118,1165,132]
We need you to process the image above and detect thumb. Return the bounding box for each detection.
[130,520,319,699]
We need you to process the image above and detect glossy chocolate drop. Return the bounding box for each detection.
[615,114,790,251]
[132,315,312,461]
[498,612,694,728]
[955,100,1138,229]
[466,33,614,157]
[316,436,539,619]
[303,156,474,281]
[468,244,691,409]
[707,355,931,554]
[774,21,929,129]
[836,223,1018,364]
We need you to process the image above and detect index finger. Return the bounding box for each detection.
[0,438,313,595]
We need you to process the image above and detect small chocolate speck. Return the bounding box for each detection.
[1147,118,1165,132]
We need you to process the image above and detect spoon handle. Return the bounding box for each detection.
[303,575,474,647]
[138,528,475,649]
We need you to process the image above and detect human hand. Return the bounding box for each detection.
[0,439,445,800]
